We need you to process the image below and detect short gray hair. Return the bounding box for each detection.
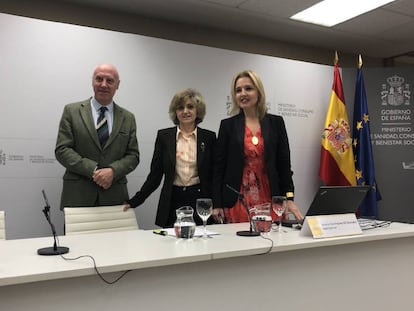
[169,88,206,125]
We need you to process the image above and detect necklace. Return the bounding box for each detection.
[252,136,259,145]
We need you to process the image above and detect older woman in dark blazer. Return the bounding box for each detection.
[212,70,303,224]
[124,88,216,228]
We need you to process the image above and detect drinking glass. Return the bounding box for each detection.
[271,196,287,232]
[196,198,213,238]
[251,203,272,233]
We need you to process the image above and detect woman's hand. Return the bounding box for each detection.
[212,208,225,224]
[286,201,304,221]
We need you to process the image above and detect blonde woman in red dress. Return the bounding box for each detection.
[212,70,303,224]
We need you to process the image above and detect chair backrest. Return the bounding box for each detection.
[0,211,5,240]
[64,205,138,235]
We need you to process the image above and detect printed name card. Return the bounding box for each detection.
[301,213,362,239]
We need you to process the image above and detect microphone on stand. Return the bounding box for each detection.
[37,190,69,256]
[226,184,260,237]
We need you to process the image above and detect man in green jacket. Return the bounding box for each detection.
[55,64,139,209]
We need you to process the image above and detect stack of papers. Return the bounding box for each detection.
[358,218,391,230]
[163,227,219,237]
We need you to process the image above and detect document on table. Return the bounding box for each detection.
[164,227,220,237]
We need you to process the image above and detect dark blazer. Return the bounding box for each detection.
[55,99,140,209]
[127,126,216,227]
[212,112,294,208]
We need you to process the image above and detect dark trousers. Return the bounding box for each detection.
[166,184,212,228]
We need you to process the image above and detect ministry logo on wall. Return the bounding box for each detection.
[374,74,413,170]
[0,150,5,165]
[226,96,232,115]
[381,75,411,106]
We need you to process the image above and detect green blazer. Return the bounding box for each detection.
[55,99,140,209]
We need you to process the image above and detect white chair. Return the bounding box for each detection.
[0,210,5,240]
[64,205,138,235]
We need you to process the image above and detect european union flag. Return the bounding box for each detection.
[352,55,382,217]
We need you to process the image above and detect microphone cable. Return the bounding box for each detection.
[54,235,131,284]
[257,234,274,255]
[60,253,131,285]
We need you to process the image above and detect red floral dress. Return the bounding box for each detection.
[224,126,278,223]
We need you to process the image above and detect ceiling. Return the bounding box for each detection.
[62,0,414,63]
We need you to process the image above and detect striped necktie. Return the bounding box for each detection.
[97,106,109,147]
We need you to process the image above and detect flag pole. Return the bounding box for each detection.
[358,54,363,69]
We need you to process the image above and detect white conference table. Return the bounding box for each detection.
[1,222,414,311]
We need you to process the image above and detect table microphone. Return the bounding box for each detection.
[37,190,69,256]
[225,184,260,237]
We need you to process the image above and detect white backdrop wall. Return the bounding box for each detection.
[0,13,333,239]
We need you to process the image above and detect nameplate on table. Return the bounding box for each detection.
[301,213,362,239]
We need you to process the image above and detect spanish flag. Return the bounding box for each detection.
[319,53,356,186]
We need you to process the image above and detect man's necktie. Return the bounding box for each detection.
[97,106,109,147]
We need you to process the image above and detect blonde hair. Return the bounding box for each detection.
[168,88,206,125]
[230,70,267,119]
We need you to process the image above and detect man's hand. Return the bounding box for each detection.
[93,167,114,189]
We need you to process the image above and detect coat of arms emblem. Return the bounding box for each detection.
[322,119,352,155]
[381,75,410,106]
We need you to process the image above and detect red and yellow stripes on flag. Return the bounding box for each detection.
[319,56,356,186]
